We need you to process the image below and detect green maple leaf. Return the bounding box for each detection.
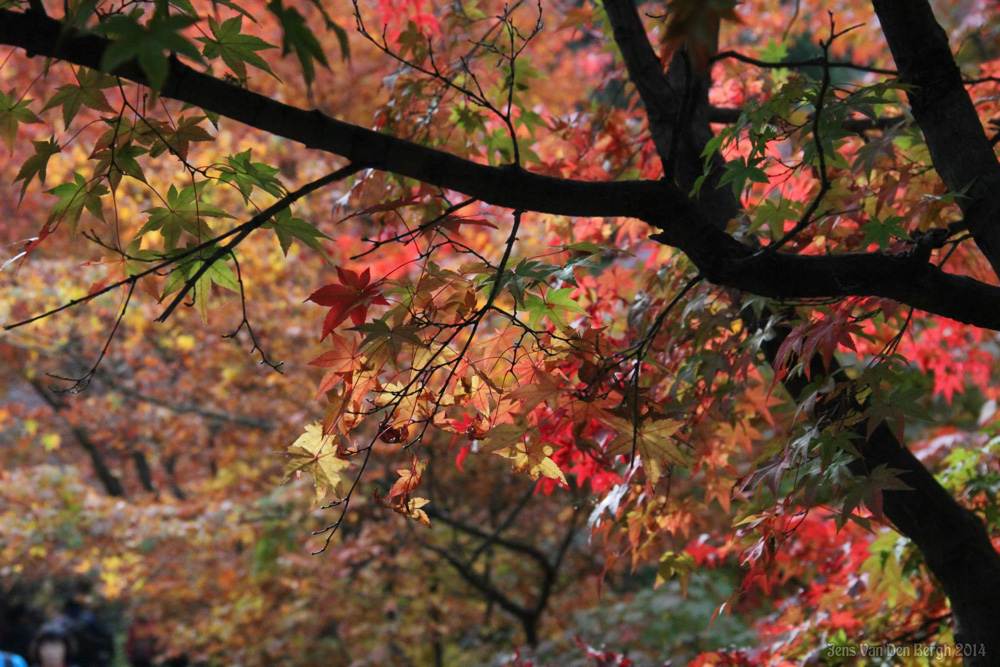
[41,67,115,128]
[199,16,278,83]
[860,215,906,250]
[524,287,587,329]
[267,0,330,87]
[46,172,108,234]
[138,183,233,250]
[719,155,770,198]
[0,88,42,152]
[160,251,239,322]
[97,9,204,94]
[14,137,61,202]
[217,150,285,203]
[263,209,330,256]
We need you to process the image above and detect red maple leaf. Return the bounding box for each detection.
[307,267,389,339]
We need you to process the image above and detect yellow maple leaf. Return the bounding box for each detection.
[606,418,685,485]
[480,418,537,452]
[497,441,568,485]
[376,490,432,527]
[285,422,352,502]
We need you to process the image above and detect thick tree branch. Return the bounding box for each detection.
[706,106,905,134]
[0,10,655,219]
[602,0,678,163]
[5,9,1000,331]
[603,0,738,228]
[872,0,1000,277]
[757,314,1000,662]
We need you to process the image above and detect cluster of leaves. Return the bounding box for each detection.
[3,0,1000,663]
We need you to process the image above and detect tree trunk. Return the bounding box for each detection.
[758,314,1000,661]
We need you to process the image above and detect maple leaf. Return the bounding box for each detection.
[337,195,422,222]
[309,332,365,396]
[95,9,204,94]
[307,267,390,340]
[480,419,537,452]
[198,16,278,83]
[46,173,109,234]
[41,67,115,128]
[656,551,695,595]
[495,441,568,485]
[285,423,352,503]
[387,459,427,499]
[428,215,498,237]
[606,418,685,486]
[506,370,565,413]
[375,490,431,527]
[267,0,330,87]
[219,150,286,204]
[320,383,365,435]
[524,287,587,330]
[14,138,60,202]
[148,115,215,160]
[138,183,233,250]
[0,88,42,152]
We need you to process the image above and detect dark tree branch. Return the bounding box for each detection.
[424,505,556,580]
[872,0,1000,277]
[420,540,540,645]
[26,379,125,497]
[131,449,156,493]
[3,3,999,656]
[6,9,1000,331]
[104,379,274,430]
[602,0,678,163]
[603,0,738,228]
[707,105,906,134]
[711,49,897,75]
[421,500,582,647]
[755,312,1000,662]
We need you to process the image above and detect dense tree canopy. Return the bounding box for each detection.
[3,0,1000,663]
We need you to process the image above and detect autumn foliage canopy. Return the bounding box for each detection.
[3,0,1000,663]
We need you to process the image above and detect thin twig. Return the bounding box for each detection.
[157,163,365,322]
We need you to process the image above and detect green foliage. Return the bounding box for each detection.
[13,137,60,201]
[0,87,42,151]
[199,16,278,83]
[266,0,331,87]
[95,8,204,94]
[45,172,108,233]
[137,183,234,250]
